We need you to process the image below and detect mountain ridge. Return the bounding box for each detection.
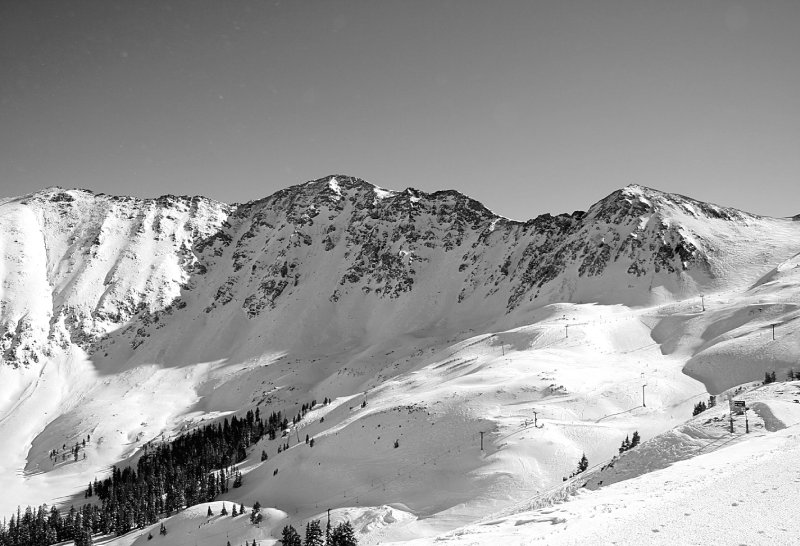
[0,176,790,370]
[15,178,771,223]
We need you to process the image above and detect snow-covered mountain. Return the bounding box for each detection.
[1,176,799,544]
[1,175,785,369]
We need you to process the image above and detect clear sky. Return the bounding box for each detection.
[1,0,799,220]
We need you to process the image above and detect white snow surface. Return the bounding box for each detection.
[401,418,800,546]
[2,181,800,545]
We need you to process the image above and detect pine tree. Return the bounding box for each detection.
[261,450,268,461]
[221,503,228,516]
[326,518,332,545]
[250,501,262,524]
[280,524,301,546]
[630,431,641,449]
[232,505,238,517]
[304,519,324,546]
[240,503,245,517]
[618,436,630,454]
[207,506,213,517]
[577,453,588,474]
[310,438,315,448]
[692,401,707,416]
[329,521,358,546]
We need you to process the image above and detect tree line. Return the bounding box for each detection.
[0,405,294,546]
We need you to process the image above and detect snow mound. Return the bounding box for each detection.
[129,502,284,546]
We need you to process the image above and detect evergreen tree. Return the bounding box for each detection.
[630,431,641,449]
[261,450,268,461]
[577,453,588,474]
[618,436,630,454]
[329,521,358,546]
[304,519,324,546]
[250,501,263,524]
[232,505,238,517]
[280,524,302,546]
[221,504,228,516]
[708,395,716,408]
[310,438,315,448]
[692,401,707,416]
[240,503,245,517]
[207,506,213,517]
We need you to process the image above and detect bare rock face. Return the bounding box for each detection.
[0,177,770,368]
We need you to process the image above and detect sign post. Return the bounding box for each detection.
[728,396,735,433]
[745,406,750,434]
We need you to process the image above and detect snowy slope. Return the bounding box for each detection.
[401,383,800,546]
[1,177,799,544]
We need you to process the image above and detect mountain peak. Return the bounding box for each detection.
[588,184,753,224]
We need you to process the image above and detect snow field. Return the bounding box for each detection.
[402,418,800,545]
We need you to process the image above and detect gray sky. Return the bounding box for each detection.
[1,1,799,220]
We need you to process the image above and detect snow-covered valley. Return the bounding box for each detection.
[2,176,800,545]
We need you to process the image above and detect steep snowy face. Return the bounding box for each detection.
[0,178,789,369]
[0,188,232,367]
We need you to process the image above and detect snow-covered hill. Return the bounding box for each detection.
[1,176,799,544]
